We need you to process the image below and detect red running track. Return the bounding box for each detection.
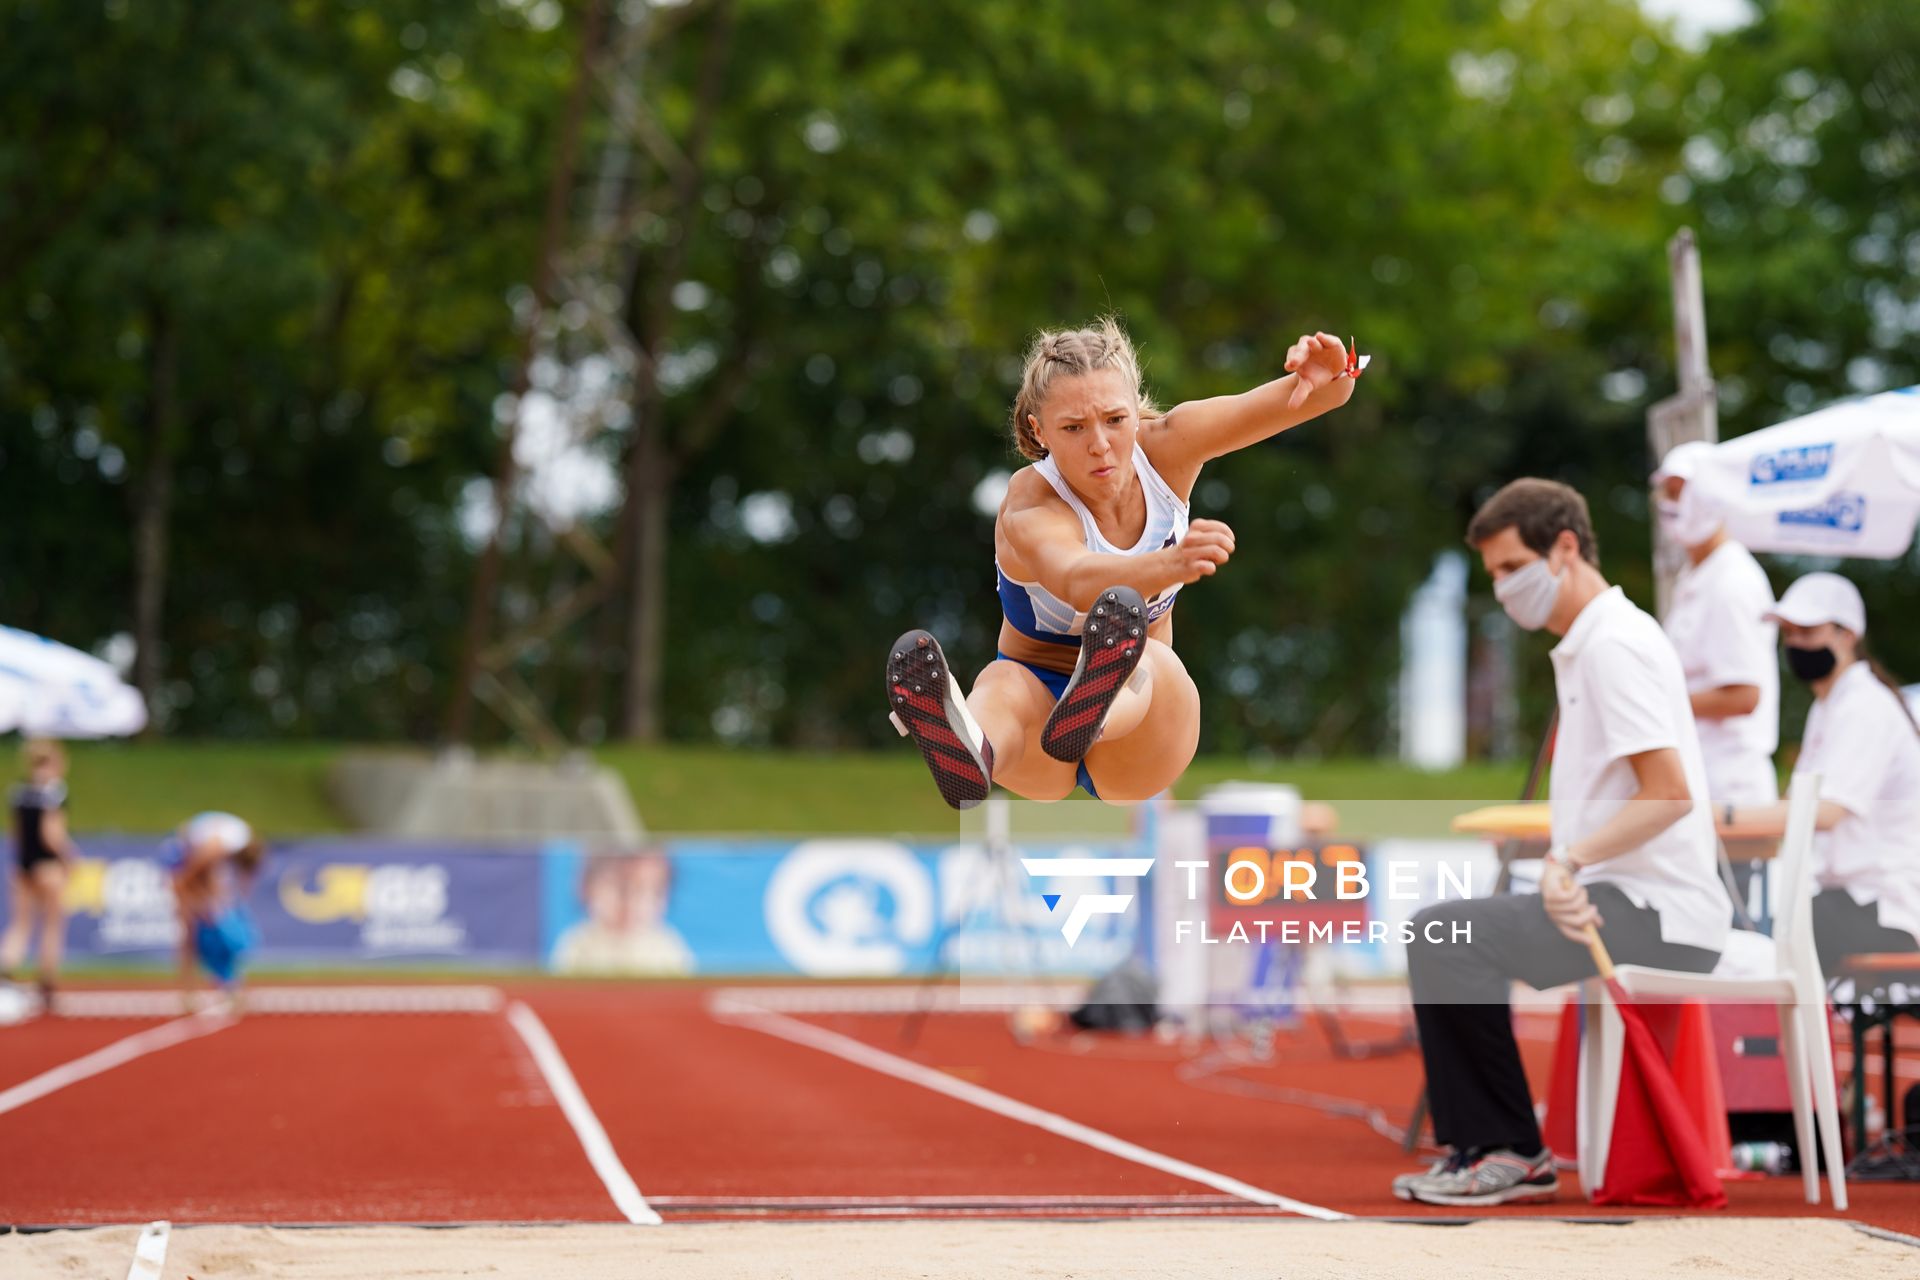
[0,982,1914,1233]
[0,1005,611,1222]
[775,1002,1920,1232]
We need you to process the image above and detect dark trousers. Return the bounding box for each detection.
[1811,888,1920,976]
[1408,884,1719,1154]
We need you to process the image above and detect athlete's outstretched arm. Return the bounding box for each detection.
[1152,332,1356,476]
[1004,500,1234,611]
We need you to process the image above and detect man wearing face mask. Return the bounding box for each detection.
[1650,442,1780,913]
[1724,573,1920,972]
[1394,478,1727,1208]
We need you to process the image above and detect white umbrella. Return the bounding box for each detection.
[0,625,147,738]
[1679,385,1920,559]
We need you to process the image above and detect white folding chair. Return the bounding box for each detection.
[1576,772,1847,1209]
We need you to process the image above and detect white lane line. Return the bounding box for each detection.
[125,1220,170,1280]
[716,1004,1347,1221]
[649,1193,1244,1206]
[707,984,1091,1015]
[0,1010,235,1119]
[505,1001,662,1226]
[56,985,504,1019]
[652,1204,1287,1219]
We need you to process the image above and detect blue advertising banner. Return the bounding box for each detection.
[49,837,181,956]
[10,832,1149,975]
[260,840,544,963]
[541,837,1150,978]
[13,836,545,966]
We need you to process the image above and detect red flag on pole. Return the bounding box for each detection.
[1586,928,1727,1208]
[1541,996,1582,1157]
[1670,1000,1738,1178]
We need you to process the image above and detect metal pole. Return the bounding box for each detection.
[1646,228,1719,620]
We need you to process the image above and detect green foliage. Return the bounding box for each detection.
[4,0,1912,758]
[0,0,569,734]
[641,0,1702,753]
[1684,0,1920,692]
[62,739,346,834]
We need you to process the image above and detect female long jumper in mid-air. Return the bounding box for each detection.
[887,318,1363,808]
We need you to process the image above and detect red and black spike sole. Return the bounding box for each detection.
[886,630,993,811]
[1041,586,1149,763]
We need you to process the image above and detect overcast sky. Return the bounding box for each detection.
[1638,0,1756,47]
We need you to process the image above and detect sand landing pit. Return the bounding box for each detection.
[4,1217,1915,1279]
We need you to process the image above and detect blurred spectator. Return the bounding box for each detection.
[1727,574,1920,973]
[162,812,267,1008]
[1651,443,1780,885]
[3,739,80,1001]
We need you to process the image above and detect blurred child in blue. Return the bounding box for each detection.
[162,812,266,1010]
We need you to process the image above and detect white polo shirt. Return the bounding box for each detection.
[1663,541,1779,807]
[1548,586,1729,952]
[1797,661,1920,942]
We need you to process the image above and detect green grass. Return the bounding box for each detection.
[51,740,1529,836]
[63,740,347,834]
[599,746,1532,836]
[596,744,971,836]
[1175,757,1528,802]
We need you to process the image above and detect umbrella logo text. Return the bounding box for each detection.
[1748,443,1833,486]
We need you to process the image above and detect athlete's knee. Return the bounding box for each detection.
[968,661,1026,704]
[1142,641,1197,702]
[1140,637,1181,672]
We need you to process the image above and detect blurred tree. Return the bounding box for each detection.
[5,0,1905,760]
[1685,0,1920,711]
[590,0,1704,754]
[0,0,569,735]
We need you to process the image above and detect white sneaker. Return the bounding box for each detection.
[1404,1148,1558,1207]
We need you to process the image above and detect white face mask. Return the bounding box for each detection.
[1656,488,1722,549]
[1495,555,1563,631]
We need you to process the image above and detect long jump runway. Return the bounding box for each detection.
[1,981,1916,1277]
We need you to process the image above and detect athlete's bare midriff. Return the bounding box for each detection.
[996,611,1175,675]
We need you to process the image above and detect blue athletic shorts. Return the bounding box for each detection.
[192,907,257,985]
[997,653,1099,798]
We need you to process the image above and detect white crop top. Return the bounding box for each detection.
[994,443,1191,646]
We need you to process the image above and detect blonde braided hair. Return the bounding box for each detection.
[1008,316,1156,460]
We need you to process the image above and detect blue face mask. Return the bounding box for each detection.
[1494,555,1562,631]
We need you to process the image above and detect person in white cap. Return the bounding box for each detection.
[162,811,267,1008]
[1725,572,1920,971]
[1651,440,1780,911]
